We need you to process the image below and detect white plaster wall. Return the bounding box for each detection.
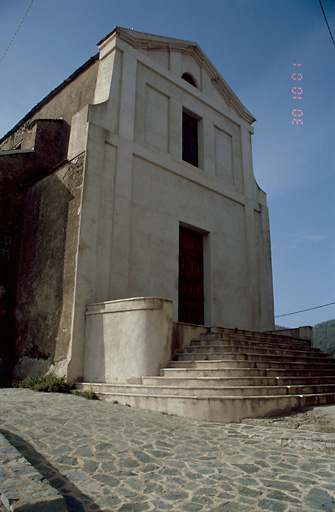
[84,298,173,383]
[128,156,250,327]
[67,30,274,381]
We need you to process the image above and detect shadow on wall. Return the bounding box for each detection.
[0,119,71,382]
[15,174,73,362]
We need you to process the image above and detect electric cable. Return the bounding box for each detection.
[318,0,335,47]
[275,301,335,318]
[0,0,35,65]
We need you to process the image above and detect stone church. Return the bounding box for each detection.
[0,27,274,385]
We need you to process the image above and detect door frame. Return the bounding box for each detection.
[178,223,210,325]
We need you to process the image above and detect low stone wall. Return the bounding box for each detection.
[0,433,66,511]
[269,326,313,344]
[171,322,209,357]
[84,297,173,383]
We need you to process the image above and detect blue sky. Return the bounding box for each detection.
[1,0,334,328]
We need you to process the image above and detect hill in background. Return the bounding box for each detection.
[276,319,335,356]
[313,319,335,355]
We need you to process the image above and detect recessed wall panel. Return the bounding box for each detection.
[215,126,234,185]
[145,85,169,152]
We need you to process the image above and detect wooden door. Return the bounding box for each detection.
[178,226,204,325]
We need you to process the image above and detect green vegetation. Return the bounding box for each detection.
[313,319,335,355]
[73,389,98,400]
[14,374,99,399]
[17,374,71,393]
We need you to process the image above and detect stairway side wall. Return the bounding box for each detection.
[84,298,173,383]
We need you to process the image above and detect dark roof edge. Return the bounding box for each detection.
[0,53,99,144]
[98,26,117,46]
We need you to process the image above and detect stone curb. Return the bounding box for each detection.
[245,425,335,452]
[275,435,335,452]
[0,433,67,512]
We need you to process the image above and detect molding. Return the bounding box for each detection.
[100,27,255,124]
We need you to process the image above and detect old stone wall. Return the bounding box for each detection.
[0,120,70,382]
[15,154,84,365]
[0,54,98,382]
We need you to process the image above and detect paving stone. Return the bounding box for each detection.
[158,467,179,476]
[62,469,86,481]
[73,445,93,457]
[217,492,236,500]
[118,458,141,468]
[258,498,288,512]
[212,501,250,511]
[163,490,189,500]
[234,484,263,498]
[190,495,214,506]
[260,479,300,493]
[118,488,147,500]
[144,482,164,493]
[82,460,99,473]
[235,476,259,487]
[182,503,203,511]
[125,478,144,492]
[100,460,117,472]
[117,503,150,511]
[304,487,335,511]
[1,389,335,512]
[92,473,119,486]
[183,482,201,491]
[233,463,261,474]
[55,455,78,466]
[151,499,174,510]
[267,490,300,504]
[139,463,159,473]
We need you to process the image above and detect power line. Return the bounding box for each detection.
[275,301,335,318]
[0,0,35,65]
[318,0,335,47]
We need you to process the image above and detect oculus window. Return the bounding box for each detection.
[182,111,199,167]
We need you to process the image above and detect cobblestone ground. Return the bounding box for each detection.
[0,388,335,512]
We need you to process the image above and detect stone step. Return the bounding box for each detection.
[142,375,335,387]
[173,352,335,368]
[198,336,310,348]
[79,389,335,423]
[160,367,335,378]
[76,381,335,398]
[168,359,335,371]
[77,327,335,423]
[198,329,310,345]
[191,338,323,353]
[184,345,328,358]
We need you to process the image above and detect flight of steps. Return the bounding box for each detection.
[76,327,335,423]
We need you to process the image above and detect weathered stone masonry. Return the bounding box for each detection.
[0,55,99,382]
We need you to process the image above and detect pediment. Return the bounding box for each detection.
[99,27,255,124]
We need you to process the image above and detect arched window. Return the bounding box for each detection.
[182,73,197,88]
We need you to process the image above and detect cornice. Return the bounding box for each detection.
[99,27,255,124]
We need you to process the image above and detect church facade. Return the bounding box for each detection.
[0,28,274,383]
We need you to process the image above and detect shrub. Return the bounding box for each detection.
[18,374,71,393]
[73,389,99,400]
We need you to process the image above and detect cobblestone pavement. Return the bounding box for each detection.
[1,388,335,512]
